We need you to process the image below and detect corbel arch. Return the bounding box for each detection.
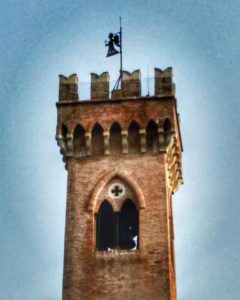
[87,170,146,212]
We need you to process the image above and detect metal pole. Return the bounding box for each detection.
[120,17,122,87]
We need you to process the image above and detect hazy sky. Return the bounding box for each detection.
[0,1,240,299]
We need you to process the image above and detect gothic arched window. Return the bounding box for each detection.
[119,199,139,250]
[92,123,104,156]
[96,201,115,251]
[109,122,122,154]
[146,120,159,153]
[73,124,86,156]
[164,118,172,144]
[96,198,139,251]
[128,121,140,154]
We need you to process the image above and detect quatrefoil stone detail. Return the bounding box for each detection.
[108,183,126,199]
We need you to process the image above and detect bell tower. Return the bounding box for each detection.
[56,67,183,300]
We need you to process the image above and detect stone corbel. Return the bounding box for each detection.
[139,129,146,153]
[85,132,92,156]
[103,131,110,155]
[121,130,128,154]
[66,134,73,157]
[56,135,67,153]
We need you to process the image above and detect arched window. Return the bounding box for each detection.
[164,118,172,144]
[109,122,122,154]
[146,120,159,153]
[73,124,86,156]
[128,121,140,154]
[92,123,104,156]
[96,198,139,251]
[119,199,139,250]
[96,201,115,250]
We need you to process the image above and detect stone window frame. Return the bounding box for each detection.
[88,171,146,253]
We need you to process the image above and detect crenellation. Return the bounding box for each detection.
[58,68,177,102]
[122,70,141,97]
[91,72,109,100]
[59,74,79,102]
[154,67,174,96]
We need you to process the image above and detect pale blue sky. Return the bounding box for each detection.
[0,1,240,299]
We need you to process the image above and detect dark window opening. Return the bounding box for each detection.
[96,199,139,251]
[109,122,122,154]
[119,199,139,250]
[128,121,140,154]
[164,118,172,144]
[146,120,159,153]
[96,201,115,250]
[92,123,104,156]
[73,124,86,156]
[164,118,171,133]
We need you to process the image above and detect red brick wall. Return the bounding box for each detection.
[56,97,179,135]
[57,96,180,300]
[63,155,173,300]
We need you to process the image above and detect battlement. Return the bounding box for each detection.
[58,68,175,102]
[155,67,175,96]
[91,72,110,100]
[59,74,79,102]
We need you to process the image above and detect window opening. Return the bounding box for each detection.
[96,201,115,250]
[164,118,172,144]
[109,122,122,154]
[73,124,86,156]
[146,120,159,153]
[119,199,139,250]
[92,123,104,155]
[96,199,139,251]
[128,121,140,154]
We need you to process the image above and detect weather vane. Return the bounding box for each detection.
[105,17,122,90]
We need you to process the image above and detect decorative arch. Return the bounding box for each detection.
[126,116,143,128]
[119,199,139,250]
[91,122,104,155]
[95,196,119,213]
[164,118,172,132]
[109,122,122,154]
[146,120,159,153]
[163,118,172,144]
[87,170,146,212]
[73,124,86,156]
[89,121,108,133]
[128,121,141,154]
[96,200,115,250]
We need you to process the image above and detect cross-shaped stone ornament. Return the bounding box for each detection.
[111,185,123,197]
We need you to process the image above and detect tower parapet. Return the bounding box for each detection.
[58,67,176,102]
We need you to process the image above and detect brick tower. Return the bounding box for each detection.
[56,68,183,300]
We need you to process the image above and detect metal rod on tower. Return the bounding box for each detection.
[120,17,123,86]
[105,18,123,90]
